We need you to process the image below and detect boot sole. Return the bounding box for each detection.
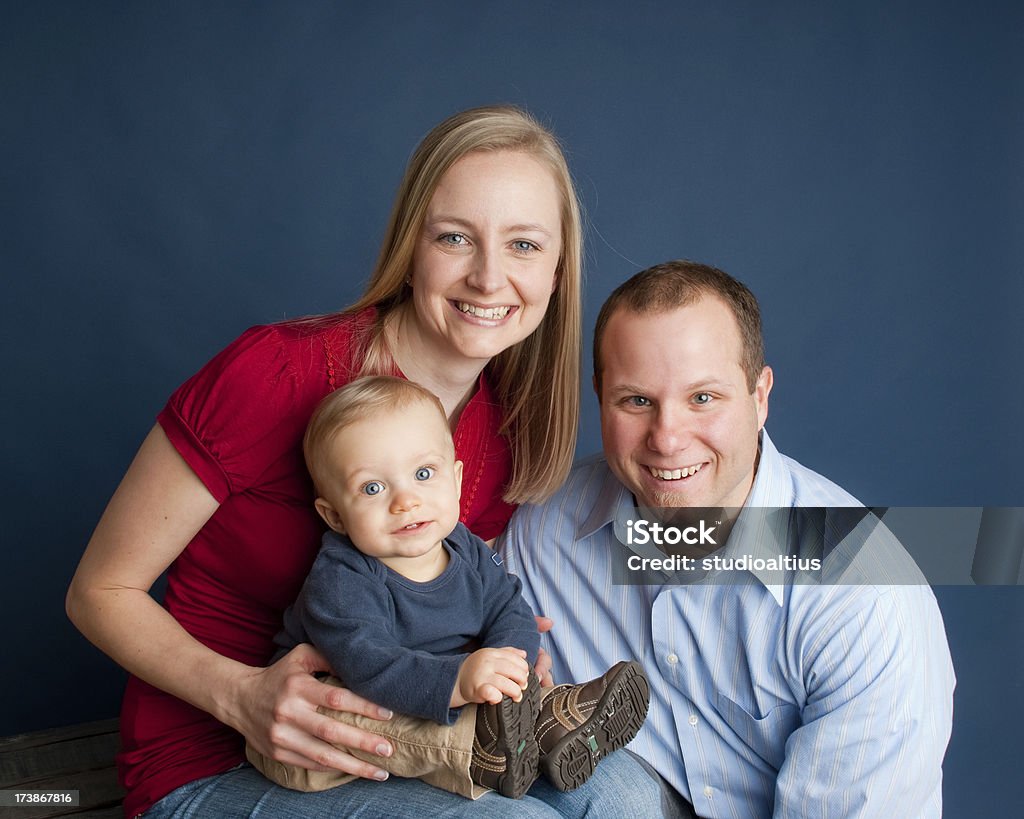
[491,672,542,798]
[540,661,650,792]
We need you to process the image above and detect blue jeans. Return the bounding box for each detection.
[143,752,664,818]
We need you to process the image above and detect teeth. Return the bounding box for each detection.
[456,302,512,320]
[649,464,703,480]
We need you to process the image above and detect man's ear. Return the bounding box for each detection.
[453,459,464,495]
[755,366,773,430]
[314,497,347,535]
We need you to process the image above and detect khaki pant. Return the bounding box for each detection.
[246,676,486,799]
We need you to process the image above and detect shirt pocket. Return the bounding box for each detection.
[713,691,800,772]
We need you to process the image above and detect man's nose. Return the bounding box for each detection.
[646,406,692,454]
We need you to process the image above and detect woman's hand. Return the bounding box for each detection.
[232,644,394,780]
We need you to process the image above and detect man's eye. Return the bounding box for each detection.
[362,481,384,496]
[693,392,713,405]
[415,467,435,481]
[626,396,652,408]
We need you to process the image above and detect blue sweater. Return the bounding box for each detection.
[278,522,540,725]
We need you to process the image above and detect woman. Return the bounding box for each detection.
[66,106,660,818]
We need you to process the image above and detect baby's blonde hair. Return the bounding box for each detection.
[303,376,450,495]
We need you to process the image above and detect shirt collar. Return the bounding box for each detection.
[578,430,796,605]
[578,463,630,540]
[716,431,796,604]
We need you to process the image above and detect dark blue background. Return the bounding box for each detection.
[3,2,1021,814]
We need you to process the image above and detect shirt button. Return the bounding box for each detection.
[703,786,714,799]
[666,653,679,665]
[688,714,698,726]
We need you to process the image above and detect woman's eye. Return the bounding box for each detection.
[415,467,435,481]
[440,233,467,246]
[362,481,384,496]
[512,240,539,253]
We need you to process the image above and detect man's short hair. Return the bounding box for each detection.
[593,259,766,392]
[303,375,450,494]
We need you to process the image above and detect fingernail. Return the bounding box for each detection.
[378,708,393,719]
[374,770,389,781]
[376,742,392,757]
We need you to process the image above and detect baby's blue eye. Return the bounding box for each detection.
[362,481,384,496]
[415,467,435,481]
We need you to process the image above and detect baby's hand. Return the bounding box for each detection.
[452,647,530,707]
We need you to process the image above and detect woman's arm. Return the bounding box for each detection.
[65,425,393,778]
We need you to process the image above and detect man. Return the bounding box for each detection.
[500,261,955,818]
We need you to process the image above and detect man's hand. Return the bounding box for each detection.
[451,647,530,707]
[534,615,554,686]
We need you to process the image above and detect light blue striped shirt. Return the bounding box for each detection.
[500,432,954,818]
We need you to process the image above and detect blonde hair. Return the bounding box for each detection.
[303,376,450,495]
[345,105,582,504]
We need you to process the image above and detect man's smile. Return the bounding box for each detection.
[647,463,706,481]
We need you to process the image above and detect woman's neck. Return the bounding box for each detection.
[386,305,484,423]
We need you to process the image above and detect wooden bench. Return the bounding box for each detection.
[0,719,124,818]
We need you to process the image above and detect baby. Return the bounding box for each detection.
[246,375,649,799]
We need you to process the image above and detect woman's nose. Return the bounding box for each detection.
[465,246,506,294]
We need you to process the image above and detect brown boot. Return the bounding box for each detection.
[536,660,650,791]
[469,671,542,799]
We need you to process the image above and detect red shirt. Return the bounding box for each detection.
[118,309,515,817]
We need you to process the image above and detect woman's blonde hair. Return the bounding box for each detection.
[346,105,582,504]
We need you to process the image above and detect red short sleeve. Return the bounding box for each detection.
[157,325,316,503]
